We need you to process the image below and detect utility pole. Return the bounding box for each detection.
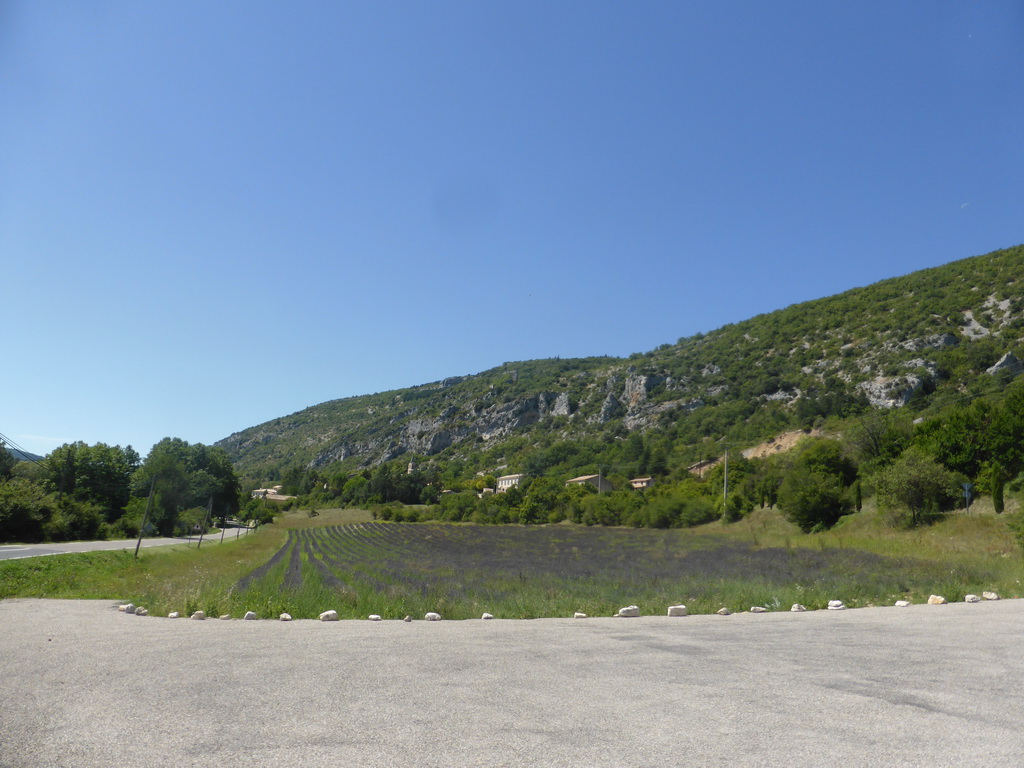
[723,447,729,507]
[134,477,156,559]
[197,497,213,549]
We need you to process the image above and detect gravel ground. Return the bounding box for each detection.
[1,598,1021,767]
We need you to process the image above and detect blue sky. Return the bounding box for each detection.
[2,2,1022,459]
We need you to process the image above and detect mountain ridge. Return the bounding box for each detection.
[218,244,1024,480]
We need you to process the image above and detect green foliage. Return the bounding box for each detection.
[220,245,1024,492]
[778,469,852,533]
[0,479,57,542]
[132,438,241,536]
[1007,513,1024,555]
[636,492,718,529]
[875,448,962,527]
[991,463,1005,515]
[43,499,107,542]
[43,442,139,521]
[0,443,17,481]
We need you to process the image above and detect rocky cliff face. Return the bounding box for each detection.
[218,245,1024,476]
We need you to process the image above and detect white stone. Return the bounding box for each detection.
[279,613,292,621]
[983,591,1000,601]
[403,615,411,622]
[927,595,947,605]
[425,612,442,621]
[574,612,587,619]
[220,614,231,620]
[717,608,731,616]
[964,594,981,603]
[481,613,494,620]
[168,612,180,619]
[118,604,129,612]
[617,605,640,618]
[895,600,911,607]
[368,614,382,621]
[190,611,206,620]
[790,604,806,612]
[827,600,846,610]
[135,608,148,616]
[750,606,767,613]
[243,611,257,620]
[667,605,687,617]
[319,610,339,621]
[123,604,136,615]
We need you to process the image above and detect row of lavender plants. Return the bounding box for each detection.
[228,522,999,620]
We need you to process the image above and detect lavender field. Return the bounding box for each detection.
[230,522,991,620]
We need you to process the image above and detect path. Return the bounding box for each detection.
[0,528,253,561]
[0,598,1021,767]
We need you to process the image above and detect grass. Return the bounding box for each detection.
[1,505,1020,619]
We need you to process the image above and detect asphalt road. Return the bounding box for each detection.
[1,598,1021,767]
[0,529,252,561]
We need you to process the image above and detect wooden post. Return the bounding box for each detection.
[134,477,156,559]
[196,497,213,549]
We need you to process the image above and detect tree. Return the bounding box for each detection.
[792,438,858,487]
[778,468,852,533]
[0,479,56,542]
[991,462,1005,515]
[0,441,17,481]
[848,411,914,471]
[43,442,139,522]
[132,439,240,536]
[875,448,961,527]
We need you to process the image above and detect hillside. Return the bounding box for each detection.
[218,244,1024,480]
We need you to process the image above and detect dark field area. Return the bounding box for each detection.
[233,522,992,619]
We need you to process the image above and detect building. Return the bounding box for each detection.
[251,485,294,501]
[496,473,525,492]
[565,474,613,493]
[630,477,654,490]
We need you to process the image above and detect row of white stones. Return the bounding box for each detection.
[608,591,1001,618]
[118,591,1001,621]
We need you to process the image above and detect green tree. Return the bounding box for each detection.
[132,439,240,536]
[778,468,852,533]
[875,449,961,527]
[0,479,57,542]
[43,442,139,522]
[991,462,1005,515]
[0,441,17,481]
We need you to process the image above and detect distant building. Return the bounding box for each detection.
[251,485,294,501]
[496,473,525,492]
[565,474,613,493]
[630,477,654,490]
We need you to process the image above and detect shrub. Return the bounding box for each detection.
[43,500,107,542]
[875,448,961,527]
[1007,513,1024,555]
[778,469,852,533]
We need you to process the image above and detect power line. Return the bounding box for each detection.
[0,430,47,466]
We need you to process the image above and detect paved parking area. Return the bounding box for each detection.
[1,598,1021,767]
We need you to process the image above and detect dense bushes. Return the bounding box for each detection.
[0,479,108,543]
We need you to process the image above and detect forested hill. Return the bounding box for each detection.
[218,244,1024,480]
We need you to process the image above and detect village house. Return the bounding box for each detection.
[565,474,613,493]
[630,477,654,490]
[496,473,525,492]
[251,485,294,501]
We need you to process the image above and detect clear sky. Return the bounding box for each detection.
[2,1,1022,459]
